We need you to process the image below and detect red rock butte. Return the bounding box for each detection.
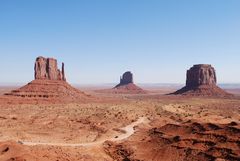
[115,71,133,87]
[172,64,232,97]
[113,71,147,94]
[34,56,66,81]
[4,56,91,103]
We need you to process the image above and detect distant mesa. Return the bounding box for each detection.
[95,71,147,94]
[115,71,133,87]
[4,56,91,103]
[171,64,232,97]
[112,71,147,94]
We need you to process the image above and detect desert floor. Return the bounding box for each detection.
[0,86,239,161]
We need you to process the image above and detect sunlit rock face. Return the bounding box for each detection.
[34,56,66,81]
[172,64,232,97]
[186,64,216,88]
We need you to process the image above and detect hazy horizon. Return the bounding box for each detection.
[1,82,240,88]
[1,0,240,84]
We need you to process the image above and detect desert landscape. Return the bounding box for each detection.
[1,1,240,161]
[0,57,239,161]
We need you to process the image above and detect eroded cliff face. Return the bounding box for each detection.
[4,56,92,102]
[34,57,66,81]
[186,64,216,87]
[172,64,232,97]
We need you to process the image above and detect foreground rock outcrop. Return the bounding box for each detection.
[0,141,37,161]
[4,56,91,103]
[104,120,240,160]
[172,64,232,97]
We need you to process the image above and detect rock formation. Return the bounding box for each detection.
[95,71,147,94]
[186,64,216,87]
[112,71,146,94]
[34,56,66,81]
[172,64,232,97]
[5,56,91,103]
[116,71,133,87]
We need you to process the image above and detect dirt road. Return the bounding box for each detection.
[21,117,147,147]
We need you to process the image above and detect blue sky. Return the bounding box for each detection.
[0,0,240,84]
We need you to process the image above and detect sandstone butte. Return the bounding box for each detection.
[4,56,92,103]
[113,71,147,94]
[172,64,232,97]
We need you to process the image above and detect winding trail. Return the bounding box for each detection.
[21,117,147,147]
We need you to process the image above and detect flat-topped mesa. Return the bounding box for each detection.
[172,64,232,97]
[186,64,217,88]
[34,56,66,81]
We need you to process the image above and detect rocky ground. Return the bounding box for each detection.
[0,86,239,161]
